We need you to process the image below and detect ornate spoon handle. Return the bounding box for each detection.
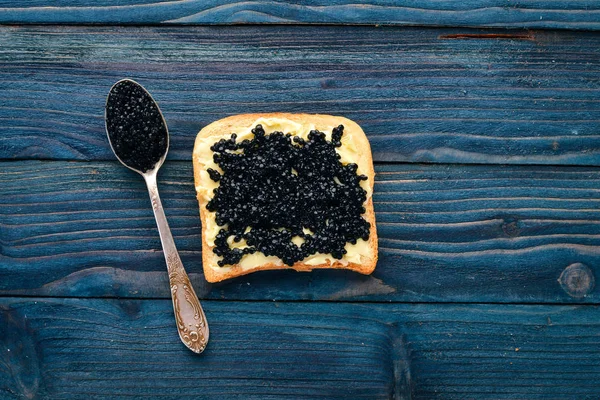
[144,172,209,353]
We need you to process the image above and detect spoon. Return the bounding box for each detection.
[105,79,209,354]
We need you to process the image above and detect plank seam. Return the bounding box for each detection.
[0,294,597,306]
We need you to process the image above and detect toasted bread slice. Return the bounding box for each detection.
[193,113,377,283]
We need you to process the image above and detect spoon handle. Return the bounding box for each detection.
[144,173,209,354]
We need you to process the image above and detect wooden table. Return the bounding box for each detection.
[1,2,599,399]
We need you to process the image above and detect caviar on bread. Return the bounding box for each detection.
[193,113,378,283]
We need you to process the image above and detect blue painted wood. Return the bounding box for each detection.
[2,160,599,303]
[1,27,599,165]
[0,7,596,398]
[0,0,599,30]
[1,298,600,399]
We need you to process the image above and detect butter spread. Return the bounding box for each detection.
[194,117,373,271]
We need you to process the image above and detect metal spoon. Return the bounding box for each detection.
[105,79,209,354]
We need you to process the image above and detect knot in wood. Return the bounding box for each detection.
[558,263,595,299]
[502,218,521,237]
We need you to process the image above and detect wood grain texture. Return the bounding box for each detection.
[0,0,599,30]
[1,26,600,165]
[2,160,599,304]
[1,298,600,399]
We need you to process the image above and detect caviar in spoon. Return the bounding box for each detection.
[105,79,168,172]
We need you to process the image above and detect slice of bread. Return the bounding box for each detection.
[193,113,377,283]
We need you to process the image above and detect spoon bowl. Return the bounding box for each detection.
[105,79,169,176]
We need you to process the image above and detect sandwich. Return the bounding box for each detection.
[193,113,377,283]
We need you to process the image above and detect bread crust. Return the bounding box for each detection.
[193,113,377,283]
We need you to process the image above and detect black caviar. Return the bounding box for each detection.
[207,124,370,267]
[105,80,168,172]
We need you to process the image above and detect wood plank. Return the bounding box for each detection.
[1,298,600,399]
[2,160,599,304]
[1,26,600,165]
[0,0,599,30]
